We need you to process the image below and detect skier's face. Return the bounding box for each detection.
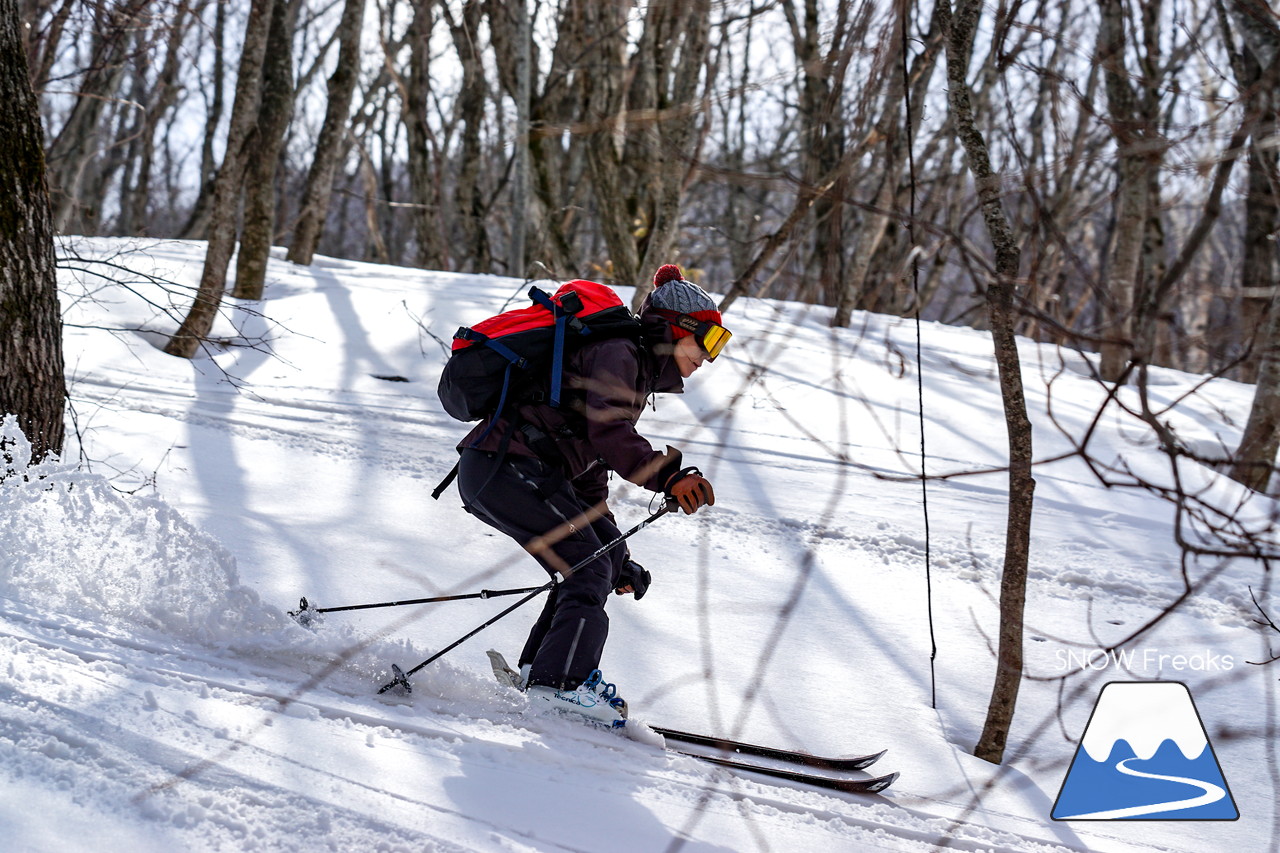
[674,334,708,378]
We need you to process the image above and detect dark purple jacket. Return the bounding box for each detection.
[458,321,685,508]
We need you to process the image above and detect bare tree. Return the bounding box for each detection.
[626,0,712,307]
[44,0,152,234]
[179,0,227,240]
[579,0,642,287]
[577,0,712,303]
[1095,0,1153,381]
[21,0,78,91]
[288,0,367,266]
[489,0,588,276]
[233,0,299,299]
[940,0,1036,765]
[0,0,65,461]
[783,0,860,309]
[119,0,198,235]
[1226,0,1280,492]
[506,0,532,278]
[445,0,491,273]
[164,0,276,358]
[834,0,945,326]
[398,0,446,270]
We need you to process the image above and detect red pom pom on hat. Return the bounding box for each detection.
[653,264,684,287]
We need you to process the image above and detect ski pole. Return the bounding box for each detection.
[378,498,678,694]
[288,586,546,626]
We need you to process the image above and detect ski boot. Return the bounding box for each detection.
[527,669,628,728]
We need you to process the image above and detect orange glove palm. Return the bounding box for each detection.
[666,469,715,514]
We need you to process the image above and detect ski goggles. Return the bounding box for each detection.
[669,313,732,360]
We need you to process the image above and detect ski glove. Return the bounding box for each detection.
[614,559,652,600]
[664,466,715,515]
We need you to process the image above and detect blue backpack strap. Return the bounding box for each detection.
[449,327,526,455]
[528,287,579,408]
[470,361,516,447]
[436,357,517,501]
[456,328,526,431]
[550,312,567,406]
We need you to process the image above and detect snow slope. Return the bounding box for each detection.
[1,236,1276,851]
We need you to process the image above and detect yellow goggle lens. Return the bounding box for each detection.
[700,324,731,359]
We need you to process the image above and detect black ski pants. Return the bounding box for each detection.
[457,448,626,690]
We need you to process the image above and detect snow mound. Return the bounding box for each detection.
[0,416,281,643]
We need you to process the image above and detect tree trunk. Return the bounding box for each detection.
[1134,0,1170,368]
[1230,15,1280,383]
[233,0,298,299]
[447,0,491,273]
[287,0,367,266]
[1241,140,1278,384]
[402,0,446,270]
[575,0,711,300]
[782,0,852,308]
[941,0,1035,766]
[1227,0,1280,489]
[579,0,641,289]
[179,0,226,239]
[124,6,185,234]
[164,0,276,358]
[0,0,65,462]
[489,0,583,276]
[1232,300,1280,491]
[1097,0,1152,381]
[506,0,531,278]
[631,0,712,307]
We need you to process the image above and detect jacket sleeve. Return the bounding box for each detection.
[575,339,682,493]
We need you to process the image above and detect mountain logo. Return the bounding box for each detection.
[1052,681,1238,821]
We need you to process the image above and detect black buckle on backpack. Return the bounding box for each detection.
[559,291,584,315]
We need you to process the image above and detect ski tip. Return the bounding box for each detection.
[486,649,524,690]
[859,748,888,766]
[864,772,898,794]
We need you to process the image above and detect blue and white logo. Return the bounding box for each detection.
[1052,681,1238,821]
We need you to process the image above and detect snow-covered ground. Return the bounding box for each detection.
[1,236,1276,851]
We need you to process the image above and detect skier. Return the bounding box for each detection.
[455,264,731,725]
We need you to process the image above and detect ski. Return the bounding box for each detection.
[675,750,898,795]
[484,651,896,794]
[650,726,885,772]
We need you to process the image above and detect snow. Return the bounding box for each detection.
[0,235,1276,851]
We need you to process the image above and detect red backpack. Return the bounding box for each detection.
[437,280,641,422]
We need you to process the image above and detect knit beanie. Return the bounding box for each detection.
[640,264,723,339]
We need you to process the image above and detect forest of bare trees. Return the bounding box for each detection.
[14,0,1279,374]
[14,0,1279,373]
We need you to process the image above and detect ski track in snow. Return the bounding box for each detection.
[0,605,1107,853]
[71,360,1244,627]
